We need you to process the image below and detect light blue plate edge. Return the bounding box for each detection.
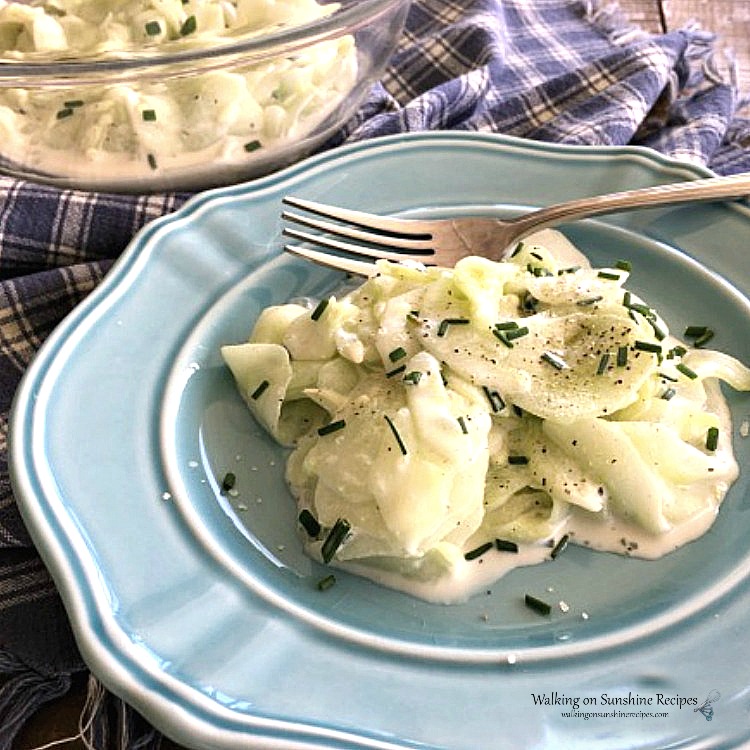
[9,131,750,750]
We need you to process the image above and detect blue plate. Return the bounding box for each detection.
[10,133,750,749]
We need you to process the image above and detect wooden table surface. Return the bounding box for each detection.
[13,2,750,749]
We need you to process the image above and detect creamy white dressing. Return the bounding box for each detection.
[222,232,750,604]
[0,0,356,187]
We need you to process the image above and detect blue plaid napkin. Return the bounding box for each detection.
[1,0,749,747]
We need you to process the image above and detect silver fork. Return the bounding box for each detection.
[282,172,750,275]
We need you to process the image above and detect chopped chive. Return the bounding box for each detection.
[615,259,632,272]
[596,352,610,375]
[524,593,552,616]
[220,472,236,493]
[495,538,519,553]
[598,271,621,281]
[147,153,158,170]
[505,326,530,341]
[492,329,513,348]
[494,321,520,331]
[661,387,677,400]
[403,370,423,385]
[317,419,346,436]
[384,415,407,455]
[64,99,84,108]
[577,295,603,307]
[530,251,544,260]
[650,318,668,341]
[559,265,581,274]
[508,455,529,465]
[142,109,157,122]
[659,372,678,382]
[457,416,468,434]
[298,509,321,537]
[180,14,197,34]
[541,351,568,370]
[244,139,262,153]
[694,329,715,347]
[510,241,524,257]
[676,362,698,380]
[634,340,662,354]
[388,346,407,362]
[616,345,628,367]
[464,541,493,561]
[627,302,652,317]
[321,518,351,563]
[317,574,336,591]
[144,20,161,35]
[684,325,709,338]
[706,426,719,451]
[386,364,406,378]
[482,386,505,413]
[56,107,74,119]
[669,345,687,358]
[623,291,631,307]
[437,318,470,337]
[250,379,270,400]
[310,298,329,321]
[550,533,569,559]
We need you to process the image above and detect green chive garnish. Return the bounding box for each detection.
[298,509,321,537]
[457,416,468,434]
[147,153,158,170]
[508,455,529,465]
[684,325,708,338]
[661,387,676,400]
[389,347,407,362]
[676,362,698,380]
[142,109,157,122]
[634,340,662,354]
[706,426,719,451]
[617,345,628,367]
[220,472,236,493]
[550,534,569,559]
[598,271,621,281]
[321,518,351,563]
[541,351,567,370]
[494,321,519,331]
[180,14,197,35]
[694,329,715,347]
[244,139,262,153]
[384,415,407,455]
[56,107,74,119]
[505,326,529,341]
[510,241,524,257]
[464,541,493,561]
[144,20,161,35]
[386,364,406,378]
[482,386,505,413]
[492,329,513,348]
[250,379,270,400]
[669,345,687,358]
[596,352,610,375]
[615,259,632,272]
[403,371,422,385]
[495,539,519,553]
[310,298,329,321]
[317,419,346,436]
[317,574,336,591]
[524,594,552,616]
[64,99,84,108]
[437,318,469,337]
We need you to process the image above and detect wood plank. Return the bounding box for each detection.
[661,0,750,93]
[617,0,665,34]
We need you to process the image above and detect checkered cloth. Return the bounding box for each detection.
[2,0,749,746]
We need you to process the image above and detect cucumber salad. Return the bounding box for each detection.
[222,231,750,603]
[0,0,356,184]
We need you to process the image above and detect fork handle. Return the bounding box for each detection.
[511,172,750,236]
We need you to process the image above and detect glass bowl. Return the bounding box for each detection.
[0,0,410,192]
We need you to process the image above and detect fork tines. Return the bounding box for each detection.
[281,196,436,268]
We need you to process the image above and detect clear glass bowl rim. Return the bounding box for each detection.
[0,0,407,83]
